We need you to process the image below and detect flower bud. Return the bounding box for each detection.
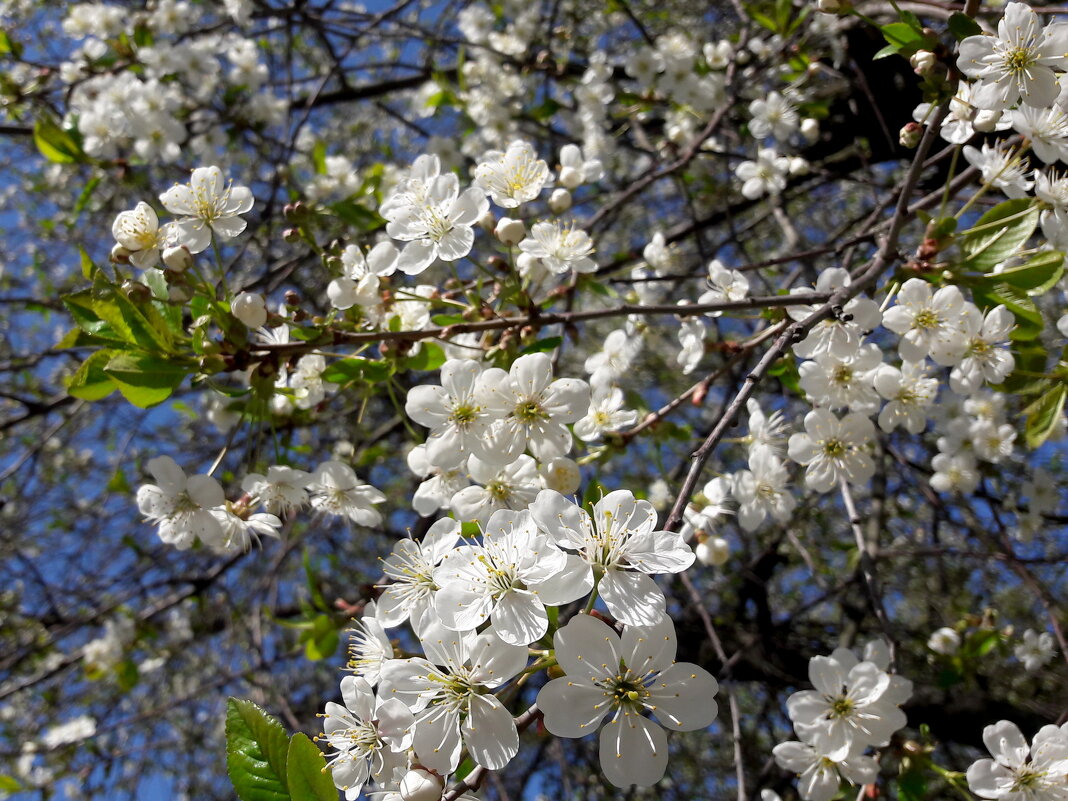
[478,208,496,233]
[400,768,443,801]
[121,279,151,304]
[696,537,729,567]
[973,109,1001,133]
[548,187,572,214]
[927,626,961,655]
[899,122,923,149]
[800,117,819,144]
[910,50,936,75]
[283,227,302,244]
[232,292,268,328]
[540,457,581,494]
[168,284,193,303]
[110,244,131,264]
[788,156,809,176]
[162,245,193,273]
[818,0,850,12]
[558,164,582,190]
[516,252,543,279]
[494,217,526,246]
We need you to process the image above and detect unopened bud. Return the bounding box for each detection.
[973,109,1001,133]
[800,117,819,144]
[548,187,572,214]
[818,0,850,12]
[232,292,268,328]
[557,165,582,190]
[478,208,496,232]
[539,457,581,494]
[121,279,150,304]
[696,537,730,567]
[788,156,809,176]
[162,245,193,273]
[168,284,193,303]
[283,227,302,244]
[110,244,131,264]
[910,50,936,75]
[284,290,301,307]
[899,122,923,149]
[516,252,542,278]
[400,768,443,801]
[495,217,526,246]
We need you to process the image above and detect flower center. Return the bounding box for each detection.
[821,438,847,458]
[828,695,855,719]
[514,399,548,424]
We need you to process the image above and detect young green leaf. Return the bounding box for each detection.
[225,698,291,801]
[286,733,337,801]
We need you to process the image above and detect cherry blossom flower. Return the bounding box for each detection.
[787,409,875,493]
[517,221,597,274]
[883,279,969,364]
[948,305,1015,394]
[732,449,796,531]
[1015,629,1056,670]
[786,653,909,754]
[798,343,882,414]
[136,455,225,549]
[241,465,310,516]
[306,461,385,526]
[557,143,603,189]
[327,242,398,310]
[321,676,414,800]
[873,362,938,434]
[434,509,588,645]
[474,140,550,208]
[383,172,488,275]
[111,201,176,269]
[406,444,470,517]
[963,142,1033,199]
[574,385,638,442]
[537,615,719,788]
[405,359,506,470]
[749,91,798,140]
[966,720,1068,801]
[699,260,749,313]
[479,353,590,464]
[376,518,460,637]
[344,603,393,687]
[787,269,882,360]
[737,147,790,199]
[450,454,542,524]
[159,165,253,253]
[378,625,527,773]
[531,489,694,626]
[774,738,878,801]
[957,2,1068,110]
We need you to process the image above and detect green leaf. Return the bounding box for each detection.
[897,769,927,801]
[972,282,1042,340]
[286,734,337,801]
[0,29,23,58]
[881,22,923,50]
[103,351,188,407]
[991,250,1064,295]
[1024,383,1066,448]
[959,199,1039,270]
[997,343,1049,394]
[872,44,899,60]
[311,141,327,175]
[320,357,393,385]
[33,117,85,164]
[328,200,384,232]
[226,698,291,801]
[301,614,339,661]
[520,336,562,355]
[404,342,447,372]
[73,175,102,215]
[67,350,118,401]
[0,775,22,793]
[948,11,982,40]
